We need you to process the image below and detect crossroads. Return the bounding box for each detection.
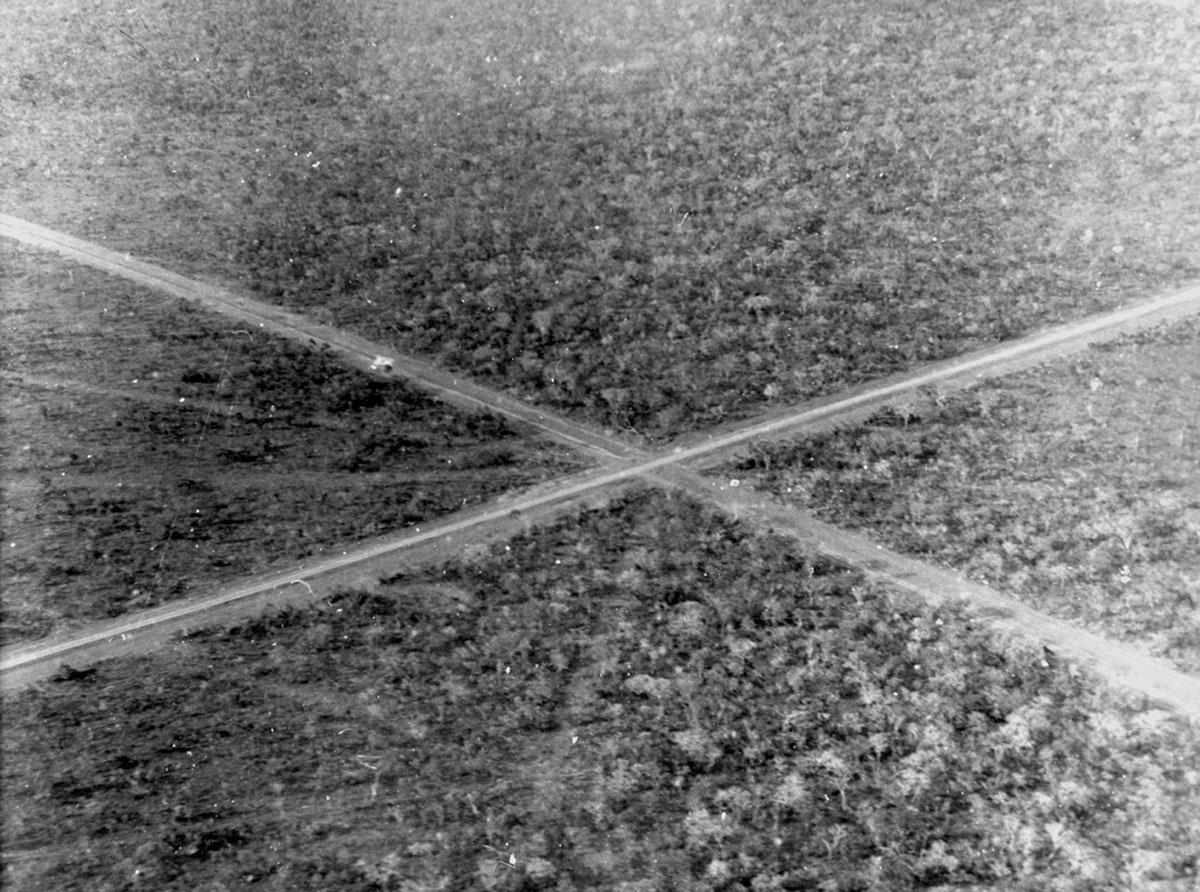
[4,214,1200,715]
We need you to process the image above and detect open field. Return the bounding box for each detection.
[718,314,1200,674]
[3,0,1199,435]
[4,490,1199,892]
[0,248,581,644]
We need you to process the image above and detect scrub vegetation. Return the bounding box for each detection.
[3,0,1198,435]
[1,251,580,643]
[3,0,1199,889]
[721,315,1200,675]
[5,491,1199,891]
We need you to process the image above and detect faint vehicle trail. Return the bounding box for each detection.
[3,213,1200,716]
[1,370,267,419]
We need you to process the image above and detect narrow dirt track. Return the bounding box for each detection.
[6,213,1200,465]
[8,452,1200,717]
[0,470,640,687]
[0,214,644,468]
[1,370,267,419]
[4,214,1200,716]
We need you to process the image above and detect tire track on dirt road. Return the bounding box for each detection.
[5,213,1200,715]
[1,370,269,419]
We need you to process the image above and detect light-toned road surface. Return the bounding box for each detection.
[4,214,1200,716]
[7,450,1200,717]
[0,214,644,468]
[6,212,1200,463]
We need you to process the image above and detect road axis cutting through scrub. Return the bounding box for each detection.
[4,218,1200,716]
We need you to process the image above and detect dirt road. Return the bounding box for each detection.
[4,215,1200,716]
